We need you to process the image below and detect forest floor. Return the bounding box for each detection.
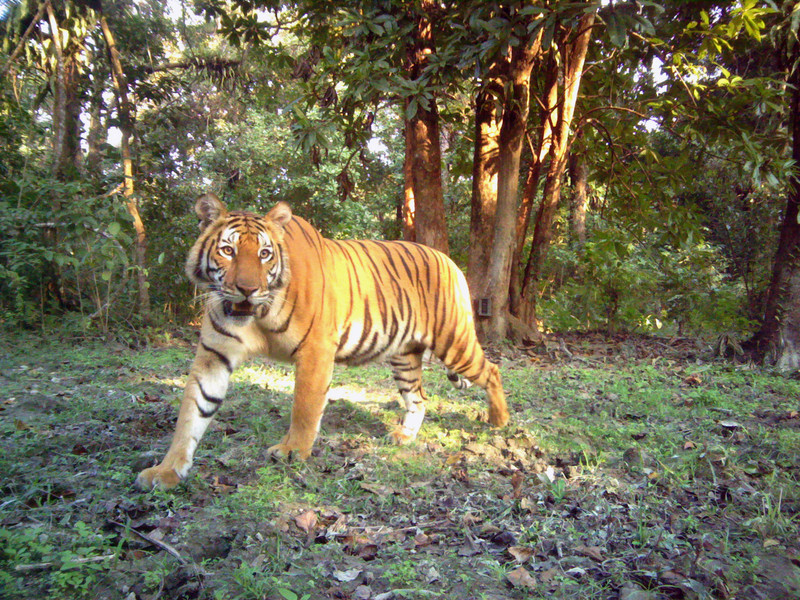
[1,328,799,600]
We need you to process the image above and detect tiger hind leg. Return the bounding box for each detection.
[446,369,472,390]
[437,336,509,428]
[387,351,427,445]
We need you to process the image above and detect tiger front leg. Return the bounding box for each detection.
[267,347,334,460]
[136,340,237,490]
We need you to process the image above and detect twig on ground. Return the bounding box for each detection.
[14,554,115,572]
[109,520,187,565]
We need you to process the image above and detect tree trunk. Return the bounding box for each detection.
[746,58,800,368]
[518,12,596,327]
[85,54,106,178]
[467,83,502,296]
[46,2,67,180]
[475,31,543,342]
[402,0,449,255]
[99,6,151,319]
[508,55,558,315]
[402,119,416,242]
[568,147,589,247]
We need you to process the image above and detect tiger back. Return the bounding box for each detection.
[136,194,509,490]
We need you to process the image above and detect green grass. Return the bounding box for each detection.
[1,330,799,599]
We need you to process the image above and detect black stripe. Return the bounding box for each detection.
[355,241,387,285]
[268,292,296,333]
[349,299,373,358]
[337,323,352,353]
[290,316,315,357]
[196,380,223,418]
[394,244,416,280]
[210,315,243,343]
[197,380,224,404]
[201,342,233,373]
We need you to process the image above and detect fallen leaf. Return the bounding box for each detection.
[508,545,535,563]
[426,566,440,583]
[683,375,702,386]
[507,566,537,589]
[619,585,658,600]
[683,440,696,450]
[294,510,318,534]
[333,568,361,583]
[211,476,235,494]
[763,538,781,548]
[414,532,432,547]
[537,466,557,485]
[539,567,558,583]
[564,566,586,579]
[360,482,395,497]
[510,471,524,498]
[457,543,482,557]
[575,544,604,562]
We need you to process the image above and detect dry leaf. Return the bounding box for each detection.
[360,482,395,497]
[510,472,524,498]
[506,566,537,589]
[683,440,696,450]
[683,375,702,386]
[294,510,318,534]
[575,544,604,562]
[508,545,535,564]
[211,476,235,494]
[414,532,432,547]
[333,568,361,583]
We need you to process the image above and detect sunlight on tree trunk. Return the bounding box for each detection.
[467,81,502,296]
[402,124,416,242]
[402,0,449,255]
[518,12,596,329]
[509,56,558,316]
[99,6,150,320]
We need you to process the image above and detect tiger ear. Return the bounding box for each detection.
[267,201,292,229]
[195,193,227,230]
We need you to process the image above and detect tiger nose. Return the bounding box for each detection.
[236,284,258,298]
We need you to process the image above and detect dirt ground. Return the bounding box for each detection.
[1,330,799,599]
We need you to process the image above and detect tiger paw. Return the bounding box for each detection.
[488,406,510,428]
[267,442,312,461]
[135,464,182,490]
[388,426,417,446]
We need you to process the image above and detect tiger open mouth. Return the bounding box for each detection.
[223,299,255,317]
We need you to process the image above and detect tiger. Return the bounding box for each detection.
[135,193,509,490]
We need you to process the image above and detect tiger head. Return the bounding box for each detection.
[186,193,293,317]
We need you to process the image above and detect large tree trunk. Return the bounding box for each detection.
[468,26,543,342]
[746,58,800,368]
[518,12,596,327]
[508,55,558,315]
[99,6,151,319]
[467,81,502,296]
[402,0,449,255]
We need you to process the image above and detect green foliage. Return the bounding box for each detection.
[538,216,756,335]
[0,176,135,329]
[0,521,121,599]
